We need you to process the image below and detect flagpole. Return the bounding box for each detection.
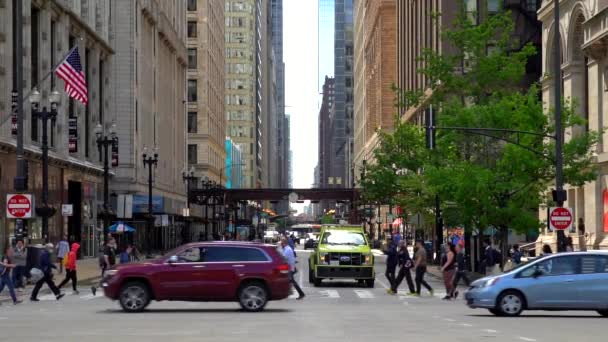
[1,46,78,126]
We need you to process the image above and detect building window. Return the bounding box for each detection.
[187,0,196,11]
[188,144,197,164]
[187,21,197,38]
[464,0,478,24]
[188,112,197,133]
[85,48,91,158]
[188,79,197,102]
[188,48,197,69]
[487,0,501,13]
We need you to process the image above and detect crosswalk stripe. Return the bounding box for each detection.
[353,290,375,299]
[319,290,340,298]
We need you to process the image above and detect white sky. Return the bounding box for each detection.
[284,0,320,190]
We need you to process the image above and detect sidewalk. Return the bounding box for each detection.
[0,258,102,304]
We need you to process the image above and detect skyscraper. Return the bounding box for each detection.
[332,0,354,188]
[187,0,226,185]
[271,0,288,191]
[225,0,263,188]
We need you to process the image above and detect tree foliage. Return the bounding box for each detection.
[361,12,598,237]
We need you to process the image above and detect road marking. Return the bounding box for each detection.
[482,329,499,334]
[443,318,456,322]
[354,290,375,299]
[319,290,340,298]
[458,323,473,327]
[518,337,537,342]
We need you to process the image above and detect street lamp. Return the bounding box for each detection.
[201,176,213,239]
[30,89,61,243]
[143,146,159,252]
[182,166,196,243]
[95,122,117,244]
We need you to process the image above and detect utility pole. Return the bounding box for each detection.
[553,0,567,252]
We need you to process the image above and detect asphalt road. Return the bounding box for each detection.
[0,249,605,342]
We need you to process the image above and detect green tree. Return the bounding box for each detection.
[366,12,598,251]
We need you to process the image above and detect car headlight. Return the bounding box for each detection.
[481,277,500,287]
[319,252,329,264]
[363,253,373,265]
[105,269,119,277]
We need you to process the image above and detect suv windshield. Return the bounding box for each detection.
[321,231,367,246]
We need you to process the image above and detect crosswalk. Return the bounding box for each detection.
[287,287,450,300]
[37,289,104,302]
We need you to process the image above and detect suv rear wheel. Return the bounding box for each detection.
[119,281,150,313]
[238,282,268,312]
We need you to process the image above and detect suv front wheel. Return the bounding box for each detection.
[238,282,268,312]
[119,281,151,313]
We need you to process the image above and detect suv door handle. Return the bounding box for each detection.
[193,265,206,269]
[232,264,245,268]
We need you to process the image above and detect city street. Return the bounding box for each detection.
[1,250,605,342]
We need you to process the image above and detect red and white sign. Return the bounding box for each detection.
[6,194,33,219]
[549,207,573,231]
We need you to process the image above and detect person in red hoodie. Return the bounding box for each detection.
[58,243,79,294]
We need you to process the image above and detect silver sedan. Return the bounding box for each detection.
[465,251,608,317]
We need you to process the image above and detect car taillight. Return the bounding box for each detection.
[276,264,290,274]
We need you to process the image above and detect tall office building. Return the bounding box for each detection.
[261,0,278,189]
[318,0,335,90]
[271,0,288,191]
[186,0,226,185]
[318,76,335,190]
[332,0,354,188]
[109,0,188,251]
[225,0,262,188]
[352,0,396,177]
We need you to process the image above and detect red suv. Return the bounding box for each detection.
[102,242,291,312]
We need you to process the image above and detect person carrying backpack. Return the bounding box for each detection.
[58,243,80,294]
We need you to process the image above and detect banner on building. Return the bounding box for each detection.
[68,116,78,153]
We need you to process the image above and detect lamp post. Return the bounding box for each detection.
[143,147,159,252]
[29,89,61,243]
[201,177,212,239]
[95,122,116,244]
[552,0,567,252]
[182,166,196,243]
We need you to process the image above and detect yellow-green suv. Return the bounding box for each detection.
[309,225,375,287]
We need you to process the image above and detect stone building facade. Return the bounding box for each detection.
[0,0,113,256]
[108,0,188,251]
[537,0,608,250]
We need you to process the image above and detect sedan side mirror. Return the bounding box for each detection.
[168,255,179,264]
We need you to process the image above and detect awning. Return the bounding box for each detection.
[109,222,135,233]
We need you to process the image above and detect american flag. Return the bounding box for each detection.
[55,47,88,105]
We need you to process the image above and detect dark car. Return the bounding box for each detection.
[102,242,292,312]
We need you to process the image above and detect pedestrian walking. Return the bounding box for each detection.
[0,246,22,305]
[92,238,117,296]
[280,237,305,300]
[391,240,415,295]
[483,240,499,275]
[565,237,574,252]
[441,243,457,300]
[30,243,64,301]
[541,244,552,256]
[56,235,70,274]
[58,243,80,294]
[414,240,433,296]
[452,244,470,298]
[12,240,27,289]
[385,238,398,294]
[511,244,523,266]
[578,218,587,251]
